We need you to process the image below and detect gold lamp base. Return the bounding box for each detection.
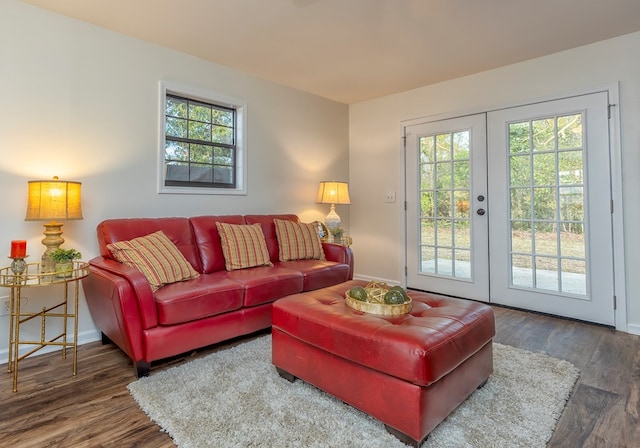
[41,221,64,273]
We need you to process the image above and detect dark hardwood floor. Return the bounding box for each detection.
[0,306,638,447]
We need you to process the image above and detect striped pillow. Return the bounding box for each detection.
[275,219,326,262]
[107,230,199,291]
[216,222,273,271]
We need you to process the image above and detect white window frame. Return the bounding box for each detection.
[158,80,247,195]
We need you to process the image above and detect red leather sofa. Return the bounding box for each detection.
[82,214,353,377]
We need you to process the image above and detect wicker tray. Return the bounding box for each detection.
[345,281,412,316]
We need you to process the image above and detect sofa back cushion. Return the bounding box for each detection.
[189,215,245,274]
[244,214,299,263]
[97,218,202,272]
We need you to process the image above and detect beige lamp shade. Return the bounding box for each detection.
[25,178,83,221]
[316,181,351,205]
[317,181,350,230]
[25,177,83,274]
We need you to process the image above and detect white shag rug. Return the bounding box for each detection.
[127,336,579,448]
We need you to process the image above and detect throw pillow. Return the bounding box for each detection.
[216,222,273,271]
[107,230,199,291]
[274,219,326,262]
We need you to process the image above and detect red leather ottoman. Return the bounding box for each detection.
[271,280,495,447]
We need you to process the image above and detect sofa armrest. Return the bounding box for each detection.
[322,243,354,280]
[84,257,158,330]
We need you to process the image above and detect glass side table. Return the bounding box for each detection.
[0,261,89,392]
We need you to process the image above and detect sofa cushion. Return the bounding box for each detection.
[107,230,200,291]
[277,259,351,291]
[154,273,244,325]
[223,265,304,307]
[216,222,273,271]
[274,219,326,262]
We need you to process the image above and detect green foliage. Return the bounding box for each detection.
[50,248,82,263]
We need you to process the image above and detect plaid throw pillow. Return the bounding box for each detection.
[216,222,273,271]
[107,230,199,291]
[274,219,326,262]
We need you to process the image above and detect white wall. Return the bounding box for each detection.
[0,0,349,359]
[349,31,640,333]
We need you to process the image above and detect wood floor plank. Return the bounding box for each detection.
[0,306,639,447]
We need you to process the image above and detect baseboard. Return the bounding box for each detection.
[627,323,640,336]
[353,274,401,287]
[0,328,101,365]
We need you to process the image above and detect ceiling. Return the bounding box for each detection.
[20,0,640,104]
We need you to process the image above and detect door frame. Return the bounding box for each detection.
[399,83,627,331]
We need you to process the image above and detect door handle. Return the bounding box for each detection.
[477,208,486,216]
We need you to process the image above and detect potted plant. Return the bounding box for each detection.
[329,227,345,244]
[50,248,82,278]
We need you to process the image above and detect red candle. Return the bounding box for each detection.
[11,240,26,258]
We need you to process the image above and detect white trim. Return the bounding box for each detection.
[627,323,640,336]
[157,80,248,195]
[607,83,627,333]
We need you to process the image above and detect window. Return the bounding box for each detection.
[159,82,246,195]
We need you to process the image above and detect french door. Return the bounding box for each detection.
[405,92,615,325]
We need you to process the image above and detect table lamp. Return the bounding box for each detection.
[25,177,83,273]
[316,181,350,230]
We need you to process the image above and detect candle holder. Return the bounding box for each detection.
[10,256,28,276]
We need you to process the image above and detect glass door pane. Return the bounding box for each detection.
[508,113,587,296]
[419,130,471,279]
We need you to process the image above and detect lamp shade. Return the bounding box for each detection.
[316,181,351,205]
[25,177,83,221]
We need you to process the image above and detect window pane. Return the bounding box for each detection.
[166,162,189,181]
[535,256,559,291]
[212,108,232,126]
[532,118,555,152]
[436,219,452,246]
[436,134,452,161]
[188,121,211,142]
[510,188,531,220]
[190,164,212,182]
[213,165,233,184]
[558,150,583,185]
[452,131,469,160]
[189,103,211,123]
[191,144,212,163]
[512,254,533,287]
[557,114,582,150]
[454,191,470,218]
[420,136,435,163]
[510,155,531,186]
[533,153,556,185]
[436,162,452,189]
[214,146,233,165]
[421,192,434,217]
[166,117,187,138]
[421,164,434,189]
[421,246,436,273]
[512,224,533,254]
[165,141,189,161]
[533,188,556,220]
[509,121,530,154]
[453,161,469,189]
[166,96,187,118]
[421,220,435,245]
[212,125,233,145]
[559,186,583,222]
[436,191,451,218]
